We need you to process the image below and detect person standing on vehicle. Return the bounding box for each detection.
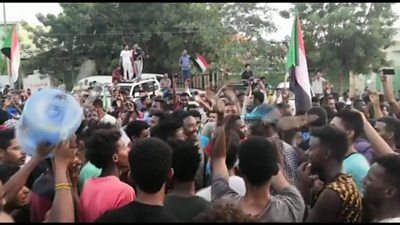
[179,49,192,83]
[112,66,124,83]
[160,73,172,98]
[120,44,133,80]
[132,44,145,81]
[241,64,254,85]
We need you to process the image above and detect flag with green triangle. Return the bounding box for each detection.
[285,15,312,113]
[1,26,20,82]
[191,53,209,73]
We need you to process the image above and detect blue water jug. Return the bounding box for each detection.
[16,88,83,158]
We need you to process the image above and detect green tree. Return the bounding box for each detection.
[220,3,277,39]
[24,3,285,88]
[282,3,397,94]
[24,3,227,76]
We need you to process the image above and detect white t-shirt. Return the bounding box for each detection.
[100,114,117,126]
[311,77,326,94]
[58,84,66,91]
[196,175,246,201]
[120,50,132,64]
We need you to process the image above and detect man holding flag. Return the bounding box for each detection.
[285,15,312,114]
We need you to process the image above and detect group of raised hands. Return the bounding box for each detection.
[2,137,80,222]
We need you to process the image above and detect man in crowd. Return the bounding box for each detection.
[175,92,190,110]
[79,129,134,222]
[124,120,150,143]
[0,128,26,166]
[211,128,305,222]
[242,91,271,121]
[330,109,370,194]
[374,117,400,153]
[92,99,117,126]
[160,73,171,98]
[298,126,362,222]
[96,138,177,222]
[363,154,400,222]
[164,140,209,222]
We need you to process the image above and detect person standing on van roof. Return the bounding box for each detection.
[132,44,145,81]
[120,44,133,80]
[179,50,192,83]
[112,66,123,83]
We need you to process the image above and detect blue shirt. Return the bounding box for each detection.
[343,152,370,196]
[242,104,274,121]
[179,55,191,71]
[200,135,209,150]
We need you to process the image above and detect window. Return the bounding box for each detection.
[119,86,132,96]
[141,81,157,92]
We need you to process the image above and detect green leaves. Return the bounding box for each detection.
[23,3,287,83]
[290,3,397,92]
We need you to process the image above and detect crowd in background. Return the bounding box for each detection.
[0,70,399,222]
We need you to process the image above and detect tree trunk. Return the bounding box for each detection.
[339,73,344,97]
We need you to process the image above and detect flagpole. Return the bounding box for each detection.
[3,3,12,88]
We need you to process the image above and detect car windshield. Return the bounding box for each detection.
[119,85,132,95]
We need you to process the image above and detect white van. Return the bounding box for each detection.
[117,78,162,98]
[77,73,164,89]
[77,75,112,90]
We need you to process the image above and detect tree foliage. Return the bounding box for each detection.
[282,3,398,93]
[24,3,287,86]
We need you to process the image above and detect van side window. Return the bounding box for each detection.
[133,85,140,96]
[148,81,156,92]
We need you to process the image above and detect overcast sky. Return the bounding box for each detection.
[0,3,398,41]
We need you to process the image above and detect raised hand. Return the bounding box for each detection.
[368,92,379,106]
[35,142,55,159]
[379,72,387,82]
[53,137,78,169]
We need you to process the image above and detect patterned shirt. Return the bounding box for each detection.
[312,173,362,223]
[281,141,299,185]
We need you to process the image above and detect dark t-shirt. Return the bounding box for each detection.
[132,49,143,61]
[95,201,178,223]
[241,71,253,80]
[164,195,209,222]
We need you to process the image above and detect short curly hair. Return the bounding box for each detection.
[85,129,121,169]
[168,140,200,182]
[129,138,172,194]
[238,137,279,187]
[195,202,258,222]
[124,120,149,138]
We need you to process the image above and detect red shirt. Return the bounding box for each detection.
[112,68,122,82]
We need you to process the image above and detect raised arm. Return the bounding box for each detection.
[277,114,319,132]
[354,109,396,156]
[44,139,77,223]
[3,143,52,205]
[211,127,229,181]
[369,92,383,119]
[380,74,400,117]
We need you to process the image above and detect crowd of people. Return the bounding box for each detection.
[0,68,399,223]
